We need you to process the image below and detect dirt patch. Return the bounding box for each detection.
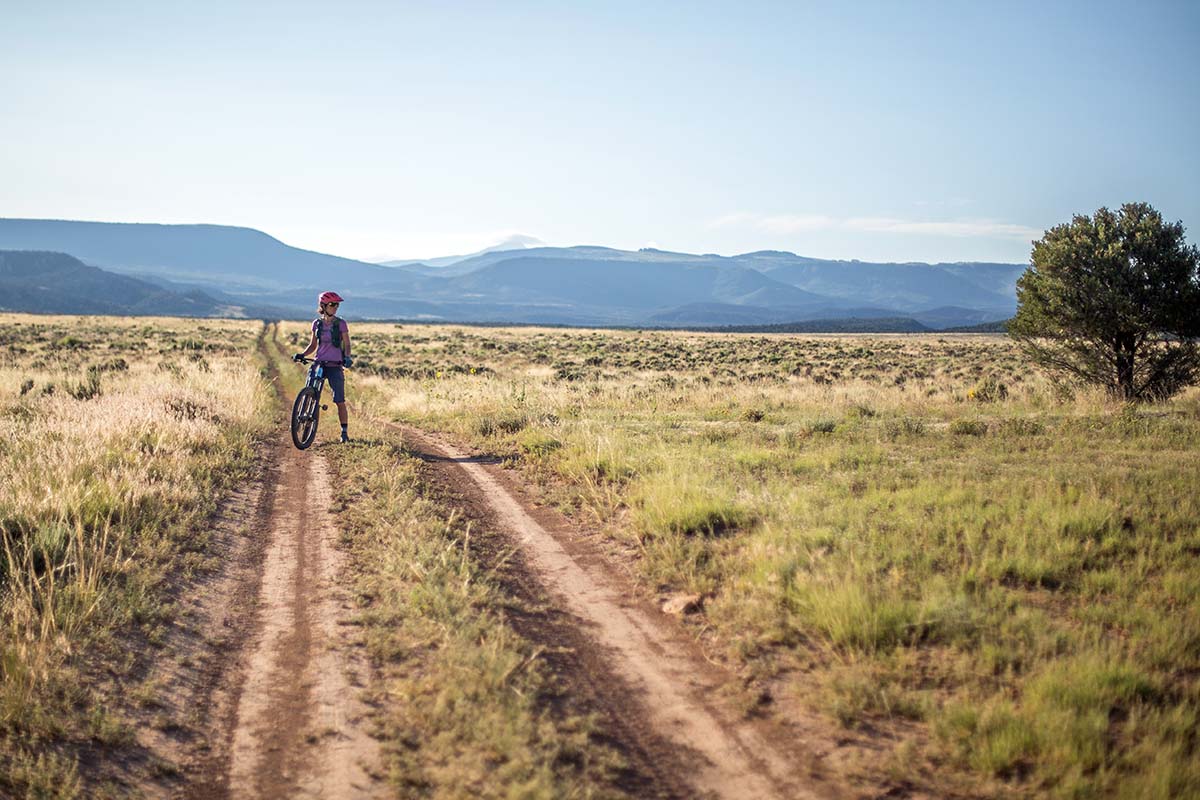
[390,422,846,800]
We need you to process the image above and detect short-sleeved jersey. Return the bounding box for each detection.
[311,316,349,362]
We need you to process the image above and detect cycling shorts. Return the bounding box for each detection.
[324,365,346,403]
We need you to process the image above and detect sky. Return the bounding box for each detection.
[2,0,1198,264]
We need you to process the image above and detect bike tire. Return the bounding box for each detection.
[291,387,320,450]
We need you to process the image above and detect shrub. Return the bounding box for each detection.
[66,366,102,401]
[968,377,1008,402]
[53,335,84,350]
[845,404,876,420]
[884,417,926,438]
[473,412,528,437]
[950,419,988,436]
[806,418,838,435]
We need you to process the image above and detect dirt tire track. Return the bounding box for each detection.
[128,468,274,799]
[219,326,383,798]
[133,325,383,799]
[224,437,382,799]
[389,422,838,800]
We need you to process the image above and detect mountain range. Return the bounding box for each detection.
[0,218,1024,328]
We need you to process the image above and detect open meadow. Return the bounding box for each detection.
[0,313,273,796]
[309,320,1200,799]
[2,313,1196,798]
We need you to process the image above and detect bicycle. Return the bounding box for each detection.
[290,356,343,450]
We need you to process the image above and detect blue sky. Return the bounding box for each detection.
[2,1,1197,263]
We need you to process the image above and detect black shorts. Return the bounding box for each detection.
[324,365,346,403]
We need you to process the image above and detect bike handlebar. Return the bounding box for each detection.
[293,356,346,365]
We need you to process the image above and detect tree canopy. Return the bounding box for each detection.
[1010,203,1200,401]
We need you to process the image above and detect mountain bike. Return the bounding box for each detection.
[290,357,341,450]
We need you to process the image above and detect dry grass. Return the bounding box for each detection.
[310,320,1200,799]
[0,313,273,796]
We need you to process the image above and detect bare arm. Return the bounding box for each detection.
[299,329,318,356]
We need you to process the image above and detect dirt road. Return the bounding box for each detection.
[223,438,382,799]
[214,348,382,798]
[134,337,383,799]
[135,328,831,799]
[392,424,835,800]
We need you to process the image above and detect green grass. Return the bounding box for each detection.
[319,320,1200,798]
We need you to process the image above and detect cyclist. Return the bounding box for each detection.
[293,291,354,443]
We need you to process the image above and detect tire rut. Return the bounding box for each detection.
[217,325,383,799]
[137,324,383,799]
[389,422,840,800]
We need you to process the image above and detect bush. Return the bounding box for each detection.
[474,412,529,437]
[884,417,926,438]
[950,419,988,437]
[66,366,102,401]
[806,418,838,435]
[968,377,1008,402]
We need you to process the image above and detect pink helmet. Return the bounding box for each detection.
[318,291,344,305]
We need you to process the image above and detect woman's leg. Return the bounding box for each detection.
[336,402,348,424]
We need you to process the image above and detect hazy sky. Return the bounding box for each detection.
[3,1,1198,263]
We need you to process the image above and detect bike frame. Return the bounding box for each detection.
[299,357,342,400]
[306,360,328,396]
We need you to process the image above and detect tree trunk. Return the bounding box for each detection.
[1115,335,1136,400]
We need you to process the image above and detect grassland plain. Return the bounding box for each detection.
[0,313,273,797]
[297,321,1200,800]
[267,324,633,799]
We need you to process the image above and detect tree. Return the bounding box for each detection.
[1010,203,1200,401]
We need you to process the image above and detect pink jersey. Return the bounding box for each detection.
[311,317,349,362]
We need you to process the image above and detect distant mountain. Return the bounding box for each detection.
[696,317,932,334]
[943,318,1011,333]
[434,256,832,313]
[379,234,544,268]
[0,250,267,317]
[732,252,1021,313]
[0,218,420,293]
[644,302,914,327]
[0,218,1025,329]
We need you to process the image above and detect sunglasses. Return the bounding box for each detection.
[325,302,340,307]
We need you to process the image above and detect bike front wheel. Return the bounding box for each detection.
[291,387,320,450]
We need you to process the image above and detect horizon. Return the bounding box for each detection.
[0,214,1039,266]
[3,2,1198,263]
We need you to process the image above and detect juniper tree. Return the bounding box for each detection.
[1010,203,1200,401]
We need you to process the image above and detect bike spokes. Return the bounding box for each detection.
[291,387,321,449]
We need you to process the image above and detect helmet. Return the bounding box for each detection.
[318,291,344,305]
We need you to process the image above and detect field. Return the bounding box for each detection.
[312,321,1200,799]
[1,314,1197,798]
[0,314,272,795]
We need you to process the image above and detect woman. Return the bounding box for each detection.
[294,290,354,443]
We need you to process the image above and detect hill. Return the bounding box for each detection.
[0,218,419,293]
[0,250,263,317]
[0,218,1026,329]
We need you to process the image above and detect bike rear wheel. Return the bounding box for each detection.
[291,387,320,449]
